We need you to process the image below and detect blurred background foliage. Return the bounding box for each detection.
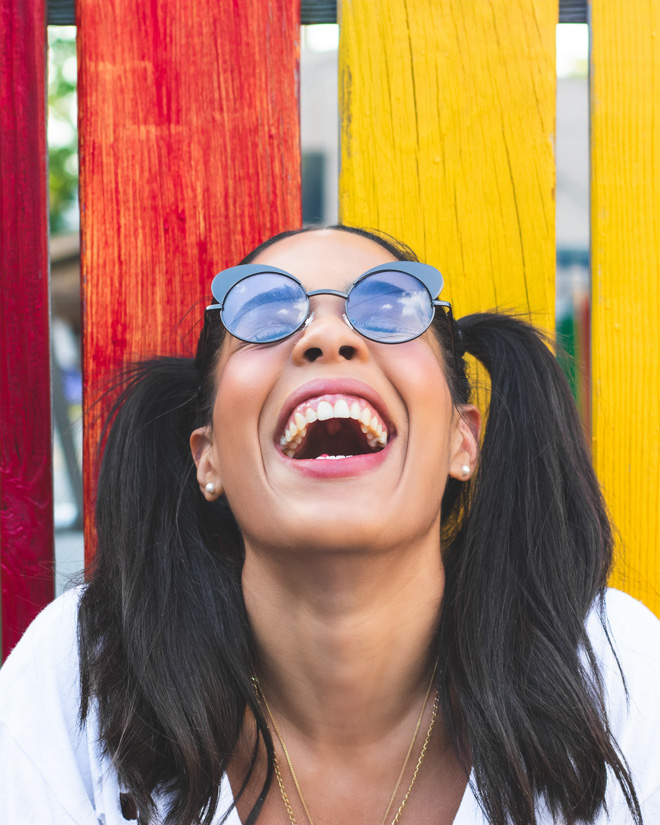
[48,27,79,233]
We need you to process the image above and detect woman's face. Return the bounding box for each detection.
[191,230,478,558]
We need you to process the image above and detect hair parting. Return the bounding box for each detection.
[78,225,642,825]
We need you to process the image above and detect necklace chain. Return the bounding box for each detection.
[252,662,439,825]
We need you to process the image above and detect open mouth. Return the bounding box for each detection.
[279,394,390,460]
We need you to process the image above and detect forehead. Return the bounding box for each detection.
[249,229,398,292]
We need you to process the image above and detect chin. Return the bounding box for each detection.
[274,502,401,556]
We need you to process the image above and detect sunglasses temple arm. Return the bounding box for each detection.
[195,309,214,382]
[434,300,458,374]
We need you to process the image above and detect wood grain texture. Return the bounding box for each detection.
[590,0,660,616]
[338,0,557,330]
[77,0,301,561]
[0,0,54,659]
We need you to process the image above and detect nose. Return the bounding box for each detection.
[291,297,370,364]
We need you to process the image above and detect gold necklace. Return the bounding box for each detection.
[251,662,439,825]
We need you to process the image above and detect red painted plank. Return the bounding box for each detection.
[0,0,54,659]
[77,0,302,561]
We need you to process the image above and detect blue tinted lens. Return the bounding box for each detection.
[346,271,434,343]
[221,273,309,343]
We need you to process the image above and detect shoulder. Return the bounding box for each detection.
[0,584,83,721]
[586,587,660,690]
[586,589,660,820]
[0,586,112,822]
[585,588,660,725]
[600,586,660,642]
[0,587,83,692]
[0,584,84,760]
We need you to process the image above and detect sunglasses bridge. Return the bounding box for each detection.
[306,288,351,299]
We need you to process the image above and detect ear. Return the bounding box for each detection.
[448,404,481,481]
[190,426,224,500]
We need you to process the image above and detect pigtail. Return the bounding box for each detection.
[78,357,273,825]
[438,314,641,825]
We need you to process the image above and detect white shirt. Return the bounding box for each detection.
[1,586,659,824]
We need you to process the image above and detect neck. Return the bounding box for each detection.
[242,535,444,748]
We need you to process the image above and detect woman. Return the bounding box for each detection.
[1,225,659,825]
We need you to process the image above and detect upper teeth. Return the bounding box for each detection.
[280,395,389,458]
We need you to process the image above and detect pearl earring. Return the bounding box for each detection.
[205,482,216,494]
[460,465,470,478]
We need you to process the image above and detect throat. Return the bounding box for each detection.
[242,555,446,750]
[228,651,467,825]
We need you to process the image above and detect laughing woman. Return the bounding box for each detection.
[1,226,660,825]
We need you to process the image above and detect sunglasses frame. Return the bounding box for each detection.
[197,262,457,376]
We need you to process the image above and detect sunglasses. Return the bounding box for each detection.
[202,261,455,352]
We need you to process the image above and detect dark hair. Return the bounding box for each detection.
[78,225,641,825]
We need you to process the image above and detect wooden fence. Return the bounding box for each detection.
[1,0,658,659]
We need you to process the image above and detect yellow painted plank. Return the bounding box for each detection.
[339,0,557,330]
[591,0,660,616]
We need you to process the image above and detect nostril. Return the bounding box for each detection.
[304,347,323,362]
[339,345,356,360]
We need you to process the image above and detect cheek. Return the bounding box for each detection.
[383,340,451,419]
[384,341,454,475]
[212,347,283,467]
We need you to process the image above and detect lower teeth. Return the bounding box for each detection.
[315,454,352,460]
